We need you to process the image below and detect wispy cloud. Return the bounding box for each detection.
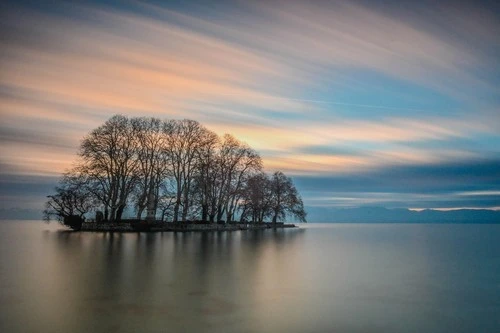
[0,0,499,210]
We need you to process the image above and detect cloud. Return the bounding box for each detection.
[0,5,305,116]
[0,173,58,211]
[0,1,499,211]
[294,159,500,210]
[220,0,498,98]
[293,157,500,208]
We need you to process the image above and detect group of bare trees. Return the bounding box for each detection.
[44,115,307,224]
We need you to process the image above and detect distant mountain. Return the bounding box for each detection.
[2,206,499,223]
[306,206,500,223]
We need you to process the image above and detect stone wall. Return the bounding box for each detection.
[80,221,296,232]
[81,222,133,232]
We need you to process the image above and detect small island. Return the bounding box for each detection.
[44,115,306,231]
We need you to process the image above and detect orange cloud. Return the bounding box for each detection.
[1,2,497,178]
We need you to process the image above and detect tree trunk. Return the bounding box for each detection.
[239,207,247,222]
[181,204,189,221]
[181,189,189,221]
[201,204,208,222]
[116,204,125,221]
[272,211,278,224]
[109,207,117,222]
[216,205,225,221]
[182,178,191,221]
[136,205,145,220]
[146,191,156,221]
[173,201,180,222]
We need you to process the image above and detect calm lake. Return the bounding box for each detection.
[0,221,499,333]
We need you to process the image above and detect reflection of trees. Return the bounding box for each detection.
[45,226,305,331]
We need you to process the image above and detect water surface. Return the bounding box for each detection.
[1,221,499,332]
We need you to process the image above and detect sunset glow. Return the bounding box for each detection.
[1,0,499,214]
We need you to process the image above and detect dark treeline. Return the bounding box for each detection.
[44,115,306,224]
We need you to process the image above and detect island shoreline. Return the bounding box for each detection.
[77,221,297,232]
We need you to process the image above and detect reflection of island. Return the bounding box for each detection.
[44,115,306,231]
[37,225,305,332]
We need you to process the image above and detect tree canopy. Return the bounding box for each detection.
[44,115,307,224]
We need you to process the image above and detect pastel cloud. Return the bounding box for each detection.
[0,0,499,211]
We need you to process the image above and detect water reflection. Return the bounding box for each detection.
[1,222,499,333]
[41,227,305,333]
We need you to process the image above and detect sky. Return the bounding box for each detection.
[1,0,499,217]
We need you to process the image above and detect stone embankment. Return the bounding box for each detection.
[79,221,296,232]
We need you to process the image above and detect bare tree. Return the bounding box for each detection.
[205,134,263,222]
[157,182,176,222]
[240,173,273,222]
[78,115,139,221]
[44,115,307,224]
[43,172,94,223]
[225,141,262,222]
[269,171,307,223]
[193,131,220,222]
[163,119,216,222]
[131,117,170,220]
[239,171,306,223]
